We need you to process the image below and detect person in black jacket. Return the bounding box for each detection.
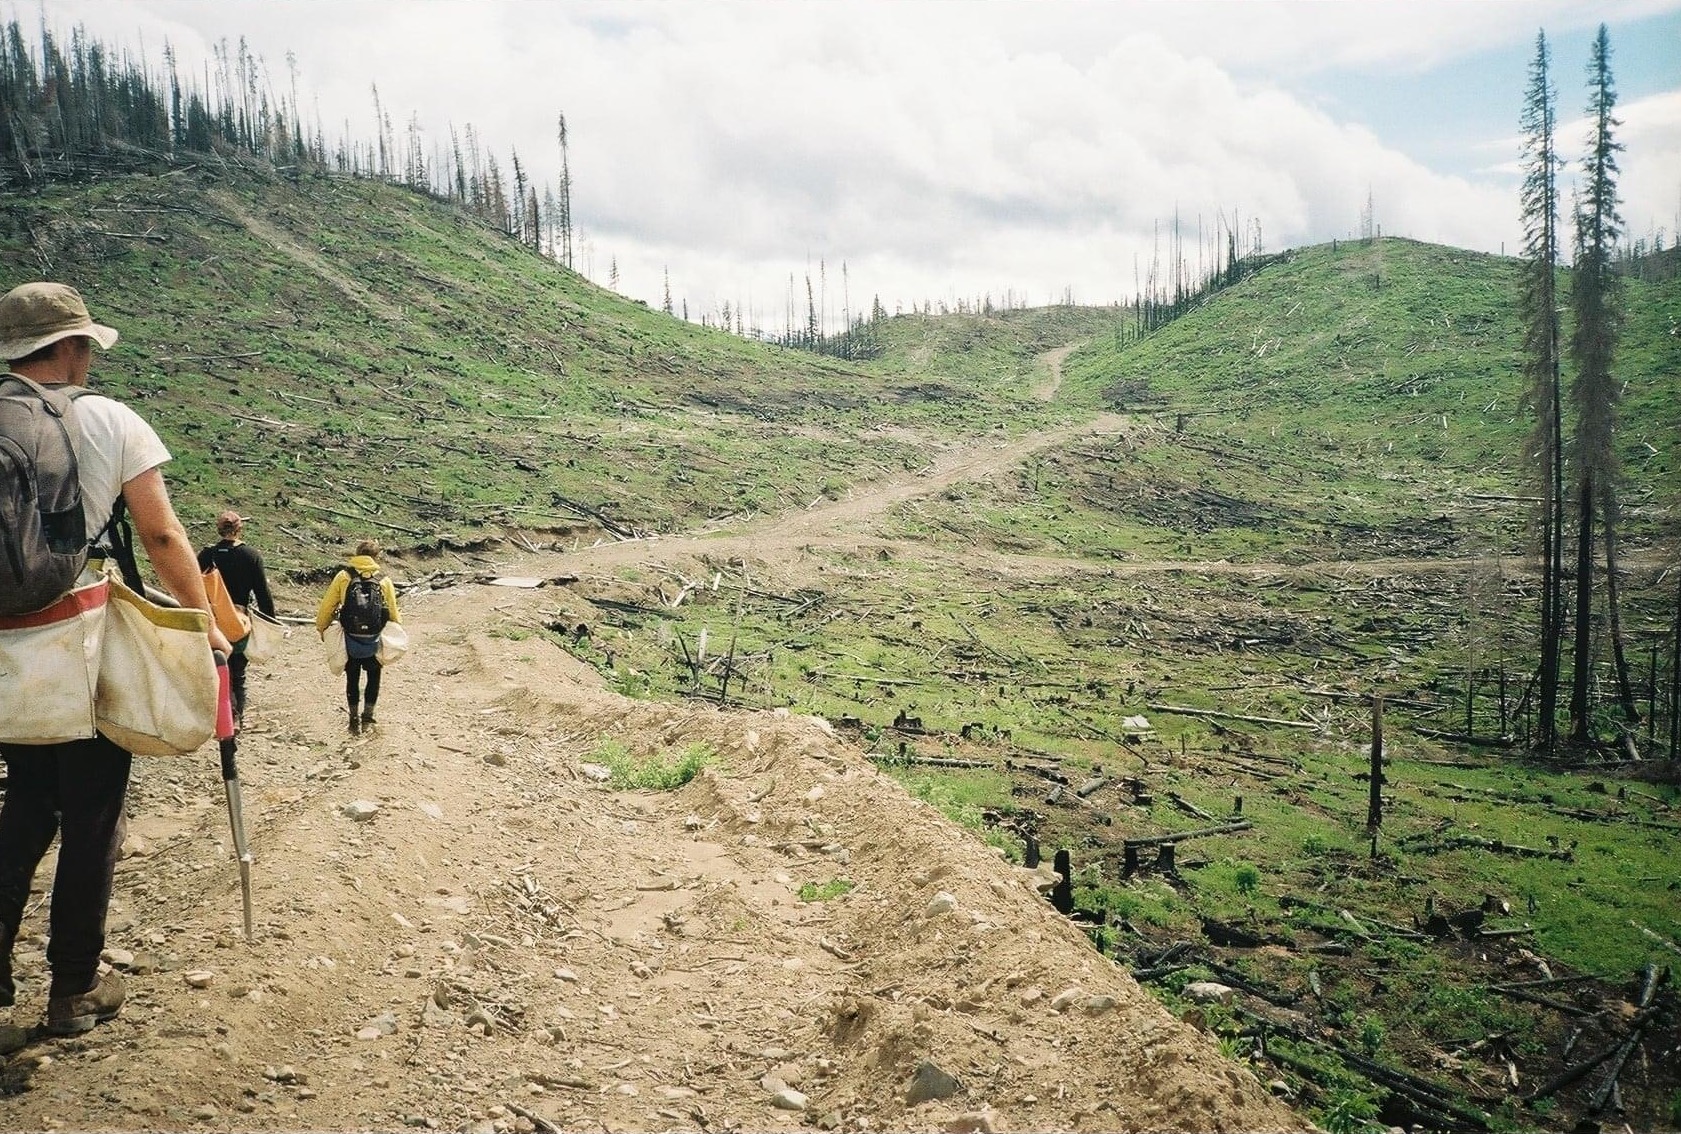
[198,510,276,725]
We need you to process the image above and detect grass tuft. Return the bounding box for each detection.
[593,739,716,791]
[797,878,856,902]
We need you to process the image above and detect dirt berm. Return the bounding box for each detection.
[0,568,1304,1132]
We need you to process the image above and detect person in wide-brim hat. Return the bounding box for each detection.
[0,282,120,361]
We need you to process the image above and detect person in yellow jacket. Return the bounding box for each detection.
[315,539,401,734]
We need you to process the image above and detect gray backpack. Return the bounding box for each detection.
[0,372,90,616]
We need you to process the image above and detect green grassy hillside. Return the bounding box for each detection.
[1042,237,1677,560]
[1,170,1087,567]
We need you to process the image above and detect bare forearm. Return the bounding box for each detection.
[141,522,211,611]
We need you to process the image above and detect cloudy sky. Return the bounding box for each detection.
[31,1,1681,328]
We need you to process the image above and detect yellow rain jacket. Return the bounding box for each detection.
[315,555,402,636]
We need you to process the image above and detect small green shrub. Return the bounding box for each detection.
[1319,1086,1381,1134]
[595,739,716,790]
[1303,833,1331,856]
[1234,863,1262,895]
[798,878,855,902]
[1355,1014,1385,1057]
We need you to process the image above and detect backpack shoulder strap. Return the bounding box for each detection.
[99,494,143,592]
[1,372,73,420]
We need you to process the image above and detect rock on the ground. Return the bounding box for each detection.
[905,1061,963,1106]
[1184,981,1235,1005]
[1050,986,1084,1011]
[946,1110,1004,1134]
[770,1088,809,1111]
[341,800,380,822]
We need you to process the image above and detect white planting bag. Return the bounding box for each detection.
[243,608,287,665]
[95,574,217,756]
[322,622,347,673]
[0,578,108,744]
[377,622,409,666]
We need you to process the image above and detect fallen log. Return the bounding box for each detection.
[1587,964,1663,1115]
[1496,974,1596,990]
[1631,920,1681,958]
[1413,726,1516,748]
[878,754,991,770]
[549,491,637,539]
[1167,791,1214,820]
[1244,1009,1494,1130]
[1124,820,1253,848]
[1487,983,1591,1017]
[294,498,425,536]
[1201,957,1298,1006]
[1524,1043,1619,1101]
[1006,760,1068,786]
[1121,821,1250,875]
[1412,835,1573,861]
[1148,703,1319,730]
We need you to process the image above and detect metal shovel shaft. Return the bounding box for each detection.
[221,744,254,942]
[215,654,255,944]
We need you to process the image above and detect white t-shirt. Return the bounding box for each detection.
[65,392,171,537]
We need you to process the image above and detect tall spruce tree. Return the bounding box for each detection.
[1519,29,1566,753]
[1567,24,1629,742]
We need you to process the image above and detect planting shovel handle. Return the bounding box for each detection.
[213,653,256,942]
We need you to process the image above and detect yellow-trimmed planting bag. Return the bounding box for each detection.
[95,574,216,756]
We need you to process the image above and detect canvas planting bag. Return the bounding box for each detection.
[0,575,108,744]
[202,564,251,646]
[322,622,348,674]
[95,570,217,756]
[377,621,409,666]
[243,609,286,664]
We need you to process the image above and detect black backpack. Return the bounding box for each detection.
[338,571,388,637]
[0,373,91,616]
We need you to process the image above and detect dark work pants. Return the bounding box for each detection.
[0,735,131,999]
[345,655,382,712]
[228,651,250,723]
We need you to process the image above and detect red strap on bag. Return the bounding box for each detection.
[0,578,108,630]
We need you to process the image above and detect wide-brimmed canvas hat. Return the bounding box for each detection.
[0,282,120,361]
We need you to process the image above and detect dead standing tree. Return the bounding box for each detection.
[1518,30,1567,754]
[1567,25,1639,745]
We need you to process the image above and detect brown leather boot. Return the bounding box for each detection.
[46,969,125,1035]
